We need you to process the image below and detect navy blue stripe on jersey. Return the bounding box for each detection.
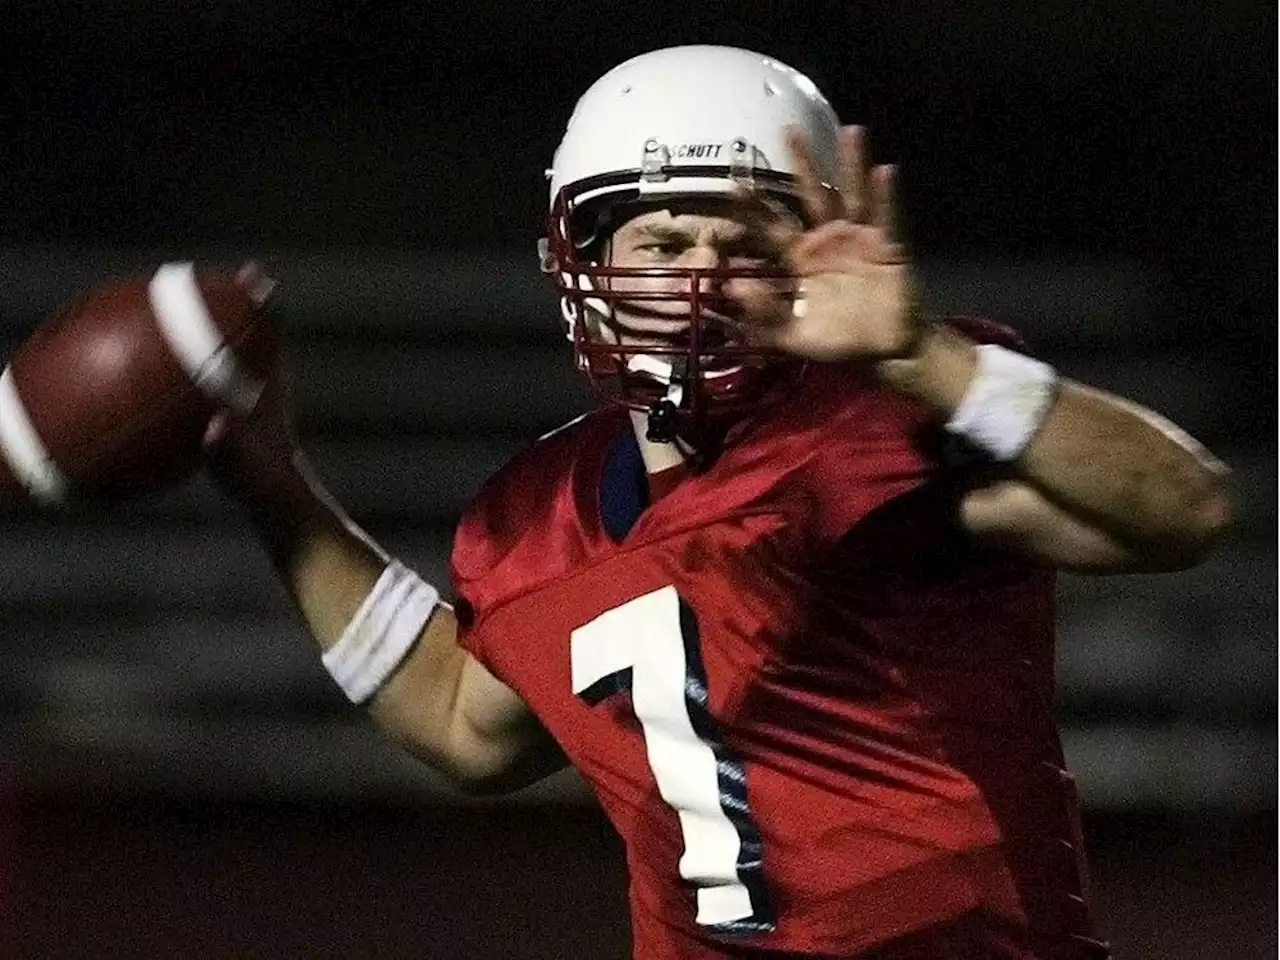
[600,429,648,541]
[677,598,777,936]
[577,667,635,707]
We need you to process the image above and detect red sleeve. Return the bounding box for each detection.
[449,490,509,670]
[449,589,488,666]
[447,411,612,669]
[448,462,520,671]
[805,379,936,544]
[797,316,1033,545]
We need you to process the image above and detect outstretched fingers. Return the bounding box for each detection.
[836,125,868,223]
[785,126,844,224]
[869,164,908,262]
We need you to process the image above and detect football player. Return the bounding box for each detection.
[207,45,1231,959]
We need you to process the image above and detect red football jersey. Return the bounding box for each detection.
[451,329,1108,959]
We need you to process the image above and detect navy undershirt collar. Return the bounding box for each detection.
[599,428,648,541]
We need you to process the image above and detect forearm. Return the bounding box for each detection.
[234,451,391,650]
[233,456,466,762]
[877,323,1231,560]
[225,450,556,791]
[1015,383,1229,553]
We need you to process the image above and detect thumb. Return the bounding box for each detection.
[203,410,231,451]
[235,261,278,307]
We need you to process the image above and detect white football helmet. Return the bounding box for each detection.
[540,45,844,442]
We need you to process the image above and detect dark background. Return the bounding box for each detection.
[0,2,1274,958]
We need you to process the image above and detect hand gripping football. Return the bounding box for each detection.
[0,262,277,505]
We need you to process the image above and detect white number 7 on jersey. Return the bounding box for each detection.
[570,585,775,934]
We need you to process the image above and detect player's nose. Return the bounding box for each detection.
[679,244,726,298]
[680,243,722,270]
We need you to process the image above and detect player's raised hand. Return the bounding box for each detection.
[726,126,923,362]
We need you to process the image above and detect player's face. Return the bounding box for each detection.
[595,199,801,351]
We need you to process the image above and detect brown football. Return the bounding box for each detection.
[0,262,277,505]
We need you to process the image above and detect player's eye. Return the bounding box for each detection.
[638,241,685,258]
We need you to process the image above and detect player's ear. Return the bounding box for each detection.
[584,307,612,342]
[537,238,558,274]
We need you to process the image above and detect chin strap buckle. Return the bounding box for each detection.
[645,399,679,443]
[645,358,688,443]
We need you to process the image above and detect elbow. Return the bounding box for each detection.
[440,758,558,797]
[1200,476,1235,540]
[1147,476,1235,572]
[438,761,525,797]
[392,733,525,797]
[1182,481,1235,566]
[375,723,524,797]
[429,721,556,797]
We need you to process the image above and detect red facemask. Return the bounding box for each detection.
[542,185,804,444]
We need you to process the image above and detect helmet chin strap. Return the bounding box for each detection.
[640,363,725,472]
[639,357,687,443]
[626,352,743,388]
[626,353,746,444]
[554,242,751,450]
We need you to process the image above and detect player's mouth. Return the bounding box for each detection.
[607,309,742,344]
[617,326,747,365]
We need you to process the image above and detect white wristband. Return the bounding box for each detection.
[321,561,441,705]
[945,343,1058,461]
